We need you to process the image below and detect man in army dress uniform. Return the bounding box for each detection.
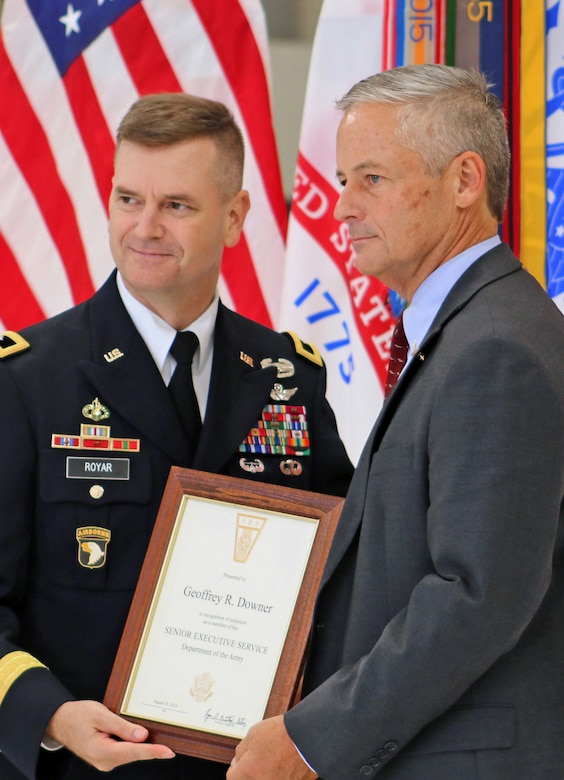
[0,93,353,780]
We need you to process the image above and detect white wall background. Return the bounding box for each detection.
[263,0,323,199]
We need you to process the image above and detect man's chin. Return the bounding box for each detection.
[351,251,384,278]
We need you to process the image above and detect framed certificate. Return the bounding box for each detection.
[104,467,344,763]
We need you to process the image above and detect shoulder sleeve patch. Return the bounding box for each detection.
[283,331,324,367]
[0,330,31,359]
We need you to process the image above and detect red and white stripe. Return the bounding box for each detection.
[0,0,286,331]
[279,0,389,464]
[280,0,448,462]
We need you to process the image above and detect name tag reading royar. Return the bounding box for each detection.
[66,457,130,480]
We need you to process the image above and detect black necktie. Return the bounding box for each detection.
[168,331,201,447]
[384,313,409,398]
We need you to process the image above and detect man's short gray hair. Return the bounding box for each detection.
[337,64,510,222]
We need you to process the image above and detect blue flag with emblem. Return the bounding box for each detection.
[547,0,564,308]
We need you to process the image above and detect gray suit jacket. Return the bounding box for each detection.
[285,244,564,779]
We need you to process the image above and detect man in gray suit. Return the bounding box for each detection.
[227,64,564,779]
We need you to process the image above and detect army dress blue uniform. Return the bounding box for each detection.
[0,272,353,780]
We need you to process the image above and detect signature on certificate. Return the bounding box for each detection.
[204,708,248,730]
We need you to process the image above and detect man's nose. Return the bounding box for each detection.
[135,205,165,238]
[333,185,361,223]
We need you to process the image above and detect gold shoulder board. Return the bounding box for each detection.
[0,330,31,359]
[284,331,324,367]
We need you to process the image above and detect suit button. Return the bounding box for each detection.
[360,757,380,775]
[384,741,398,753]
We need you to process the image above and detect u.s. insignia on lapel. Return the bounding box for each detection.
[104,348,124,363]
[76,526,111,569]
[240,351,254,367]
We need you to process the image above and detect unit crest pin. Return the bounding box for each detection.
[280,459,302,476]
[82,397,110,422]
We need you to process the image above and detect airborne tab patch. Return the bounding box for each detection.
[0,331,30,359]
[76,527,111,569]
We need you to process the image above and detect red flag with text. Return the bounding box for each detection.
[0,0,286,331]
[280,0,446,462]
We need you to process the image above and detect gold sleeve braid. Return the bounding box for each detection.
[0,651,47,707]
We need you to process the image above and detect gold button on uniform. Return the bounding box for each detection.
[89,485,104,500]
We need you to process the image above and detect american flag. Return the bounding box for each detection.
[0,0,287,331]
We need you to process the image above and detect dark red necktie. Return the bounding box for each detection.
[384,314,409,398]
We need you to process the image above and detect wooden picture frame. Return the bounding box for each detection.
[104,466,343,763]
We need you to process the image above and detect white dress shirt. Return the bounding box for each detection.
[116,272,218,420]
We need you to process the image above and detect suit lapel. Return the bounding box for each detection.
[195,304,277,472]
[383,243,522,406]
[320,245,522,587]
[320,433,376,586]
[78,274,190,465]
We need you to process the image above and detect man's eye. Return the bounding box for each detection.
[169,201,187,211]
[369,175,381,184]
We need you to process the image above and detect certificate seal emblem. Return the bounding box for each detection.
[234,513,267,563]
[190,672,214,702]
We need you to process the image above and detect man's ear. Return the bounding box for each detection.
[224,189,251,247]
[451,151,487,209]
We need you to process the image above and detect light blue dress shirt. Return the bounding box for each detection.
[402,235,501,366]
